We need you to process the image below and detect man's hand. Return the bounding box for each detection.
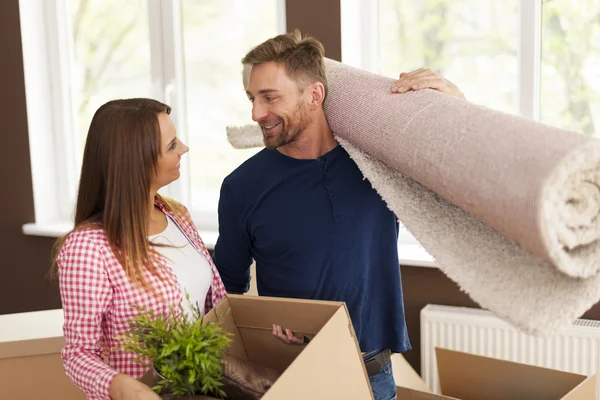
[272,324,305,345]
[110,374,162,400]
[391,68,466,100]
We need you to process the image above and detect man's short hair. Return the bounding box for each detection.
[242,29,328,97]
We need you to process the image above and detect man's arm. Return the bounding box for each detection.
[391,67,466,100]
[212,178,253,294]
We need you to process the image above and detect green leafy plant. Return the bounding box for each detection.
[120,298,232,398]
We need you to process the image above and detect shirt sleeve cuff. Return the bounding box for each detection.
[94,369,120,400]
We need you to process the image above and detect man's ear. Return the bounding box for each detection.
[309,82,326,108]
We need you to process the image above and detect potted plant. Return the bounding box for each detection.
[120,299,232,399]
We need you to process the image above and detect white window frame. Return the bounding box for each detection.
[19,0,79,233]
[19,0,287,245]
[340,0,381,73]
[518,0,542,120]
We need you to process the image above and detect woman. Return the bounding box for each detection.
[53,98,227,400]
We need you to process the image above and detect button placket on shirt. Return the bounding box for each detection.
[319,156,345,226]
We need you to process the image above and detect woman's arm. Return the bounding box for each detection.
[58,230,121,399]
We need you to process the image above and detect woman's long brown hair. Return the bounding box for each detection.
[51,98,182,290]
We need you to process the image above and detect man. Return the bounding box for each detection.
[213,30,465,400]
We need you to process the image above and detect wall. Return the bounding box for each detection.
[285,0,341,61]
[0,0,60,315]
[2,0,599,375]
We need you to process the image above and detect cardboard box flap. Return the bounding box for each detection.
[204,295,357,374]
[0,337,65,360]
[226,294,342,334]
[236,325,306,374]
[206,295,345,372]
[262,305,373,400]
[561,374,597,400]
[391,353,433,394]
[436,348,588,400]
[203,297,247,361]
[0,309,65,359]
[396,386,458,400]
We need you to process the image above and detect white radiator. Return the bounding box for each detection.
[420,304,600,396]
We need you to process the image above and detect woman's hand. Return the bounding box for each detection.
[272,324,306,345]
[110,374,162,400]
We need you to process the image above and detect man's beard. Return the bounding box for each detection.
[262,103,309,149]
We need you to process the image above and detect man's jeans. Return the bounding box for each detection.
[363,350,396,400]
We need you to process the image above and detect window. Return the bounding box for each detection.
[69,0,154,155]
[342,0,600,251]
[20,0,285,234]
[180,1,281,218]
[540,0,600,135]
[343,0,600,133]
[379,0,519,114]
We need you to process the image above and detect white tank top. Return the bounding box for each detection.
[149,216,213,317]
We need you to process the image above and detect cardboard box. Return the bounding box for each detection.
[201,294,374,399]
[0,309,85,400]
[396,385,456,399]
[395,348,596,400]
[0,295,376,400]
[3,300,594,400]
[391,351,434,394]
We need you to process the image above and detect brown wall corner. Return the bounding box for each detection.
[0,0,61,315]
[400,266,479,374]
[285,0,341,61]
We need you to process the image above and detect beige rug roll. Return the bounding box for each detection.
[323,59,600,280]
[226,59,600,335]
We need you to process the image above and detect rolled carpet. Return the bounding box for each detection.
[323,59,600,280]
[226,59,600,336]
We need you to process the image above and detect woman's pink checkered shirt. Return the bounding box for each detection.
[57,199,227,399]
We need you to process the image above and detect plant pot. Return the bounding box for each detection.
[139,366,221,400]
[161,395,221,400]
[139,354,280,400]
